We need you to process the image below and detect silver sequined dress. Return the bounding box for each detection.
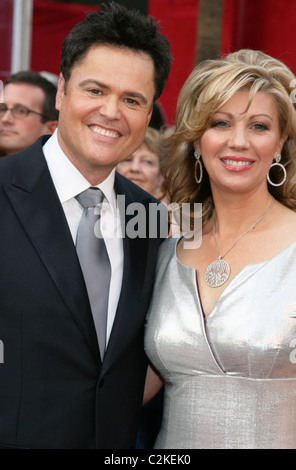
[145,237,296,449]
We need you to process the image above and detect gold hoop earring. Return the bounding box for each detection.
[267,154,287,187]
[194,151,203,184]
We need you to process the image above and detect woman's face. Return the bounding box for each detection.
[117,141,163,197]
[196,90,285,196]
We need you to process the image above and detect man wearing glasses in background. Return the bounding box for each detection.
[0,71,58,157]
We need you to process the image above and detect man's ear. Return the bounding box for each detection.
[147,108,153,126]
[55,73,65,111]
[43,120,59,135]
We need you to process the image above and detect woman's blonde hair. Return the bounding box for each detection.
[161,49,296,226]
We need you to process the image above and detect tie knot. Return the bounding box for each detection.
[76,187,104,209]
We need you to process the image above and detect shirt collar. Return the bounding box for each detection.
[43,129,116,211]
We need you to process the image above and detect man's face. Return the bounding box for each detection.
[0,83,54,155]
[56,44,156,185]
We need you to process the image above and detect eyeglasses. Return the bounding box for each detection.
[0,103,48,120]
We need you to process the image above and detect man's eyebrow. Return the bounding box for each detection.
[125,91,148,105]
[78,79,148,105]
[79,79,107,89]
[0,102,32,110]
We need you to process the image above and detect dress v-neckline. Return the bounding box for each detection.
[174,236,296,320]
[172,236,296,375]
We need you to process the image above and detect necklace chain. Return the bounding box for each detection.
[213,197,275,260]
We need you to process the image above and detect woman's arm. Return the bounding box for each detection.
[143,364,164,405]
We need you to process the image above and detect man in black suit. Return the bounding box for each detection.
[0,3,172,449]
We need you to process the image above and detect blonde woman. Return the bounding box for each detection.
[144,49,296,449]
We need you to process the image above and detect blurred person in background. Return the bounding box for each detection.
[0,70,58,157]
[117,126,166,201]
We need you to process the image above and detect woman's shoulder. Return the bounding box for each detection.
[159,235,179,257]
[272,201,296,237]
[155,236,180,271]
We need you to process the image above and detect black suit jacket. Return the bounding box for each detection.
[0,136,167,449]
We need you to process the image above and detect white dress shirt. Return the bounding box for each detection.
[43,130,123,343]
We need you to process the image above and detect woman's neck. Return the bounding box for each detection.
[211,188,274,237]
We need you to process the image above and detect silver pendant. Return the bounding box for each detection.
[205,259,230,288]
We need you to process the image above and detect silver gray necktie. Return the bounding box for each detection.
[75,187,111,359]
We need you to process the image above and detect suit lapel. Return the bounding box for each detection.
[3,138,101,363]
[101,173,152,374]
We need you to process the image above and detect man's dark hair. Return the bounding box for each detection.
[5,71,59,123]
[60,2,172,101]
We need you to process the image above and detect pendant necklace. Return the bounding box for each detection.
[204,197,275,288]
